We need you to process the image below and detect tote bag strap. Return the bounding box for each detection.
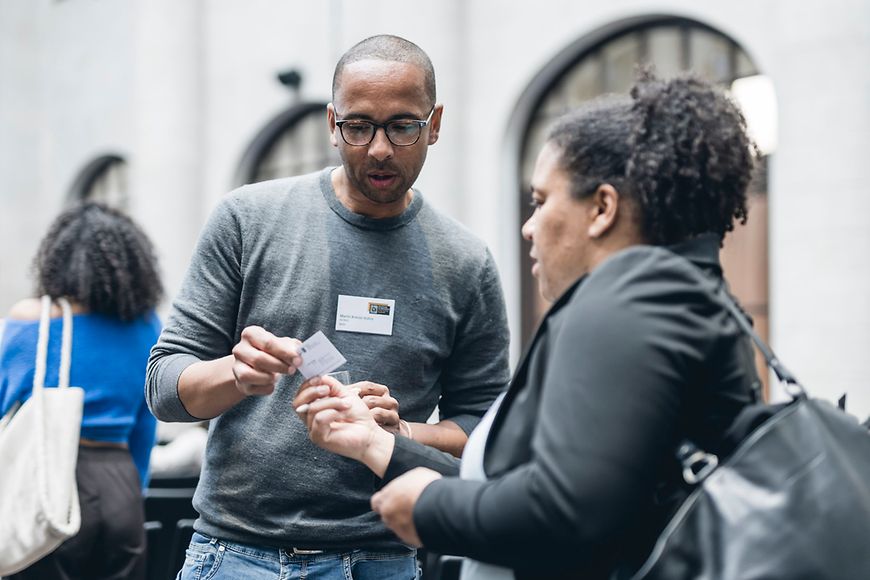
[32,296,73,396]
[57,298,73,390]
[31,296,52,397]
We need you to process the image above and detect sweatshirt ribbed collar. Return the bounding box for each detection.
[319,167,423,231]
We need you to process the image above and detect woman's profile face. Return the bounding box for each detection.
[521,142,596,302]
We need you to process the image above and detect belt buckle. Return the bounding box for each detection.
[291,547,325,555]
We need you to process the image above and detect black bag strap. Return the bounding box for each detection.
[712,283,805,397]
[673,259,808,484]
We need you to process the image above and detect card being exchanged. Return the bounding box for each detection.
[297,331,347,380]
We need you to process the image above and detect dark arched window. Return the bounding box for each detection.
[514,16,773,393]
[68,154,128,209]
[235,102,340,187]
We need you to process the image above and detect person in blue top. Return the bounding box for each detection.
[0,201,163,580]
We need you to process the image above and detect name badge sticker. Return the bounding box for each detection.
[335,295,395,336]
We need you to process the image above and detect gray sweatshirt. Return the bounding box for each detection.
[146,168,510,550]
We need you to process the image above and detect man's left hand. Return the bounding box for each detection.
[356,382,401,433]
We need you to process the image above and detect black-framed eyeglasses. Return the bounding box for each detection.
[334,108,435,147]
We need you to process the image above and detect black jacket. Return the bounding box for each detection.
[384,236,759,579]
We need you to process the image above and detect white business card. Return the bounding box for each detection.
[335,295,395,336]
[297,331,347,379]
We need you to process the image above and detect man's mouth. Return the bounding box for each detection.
[368,172,397,189]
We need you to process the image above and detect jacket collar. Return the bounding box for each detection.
[539,233,723,318]
[666,232,723,275]
[511,233,724,399]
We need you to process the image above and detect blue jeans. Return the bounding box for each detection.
[176,532,420,580]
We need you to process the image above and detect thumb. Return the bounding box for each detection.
[370,491,383,513]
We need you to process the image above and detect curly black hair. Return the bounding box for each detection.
[33,202,163,320]
[547,69,758,245]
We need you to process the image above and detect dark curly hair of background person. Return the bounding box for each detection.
[548,68,758,246]
[33,201,163,320]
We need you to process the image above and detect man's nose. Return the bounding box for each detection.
[368,128,394,161]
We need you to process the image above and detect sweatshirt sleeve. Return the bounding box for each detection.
[436,250,510,434]
[145,197,244,422]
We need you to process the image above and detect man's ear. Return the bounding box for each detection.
[427,104,444,145]
[588,183,621,239]
[327,103,338,147]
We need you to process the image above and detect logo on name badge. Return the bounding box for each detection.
[368,302,391,316]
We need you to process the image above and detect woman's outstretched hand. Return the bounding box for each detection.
[371,467,443,547]
[293,375,396,477]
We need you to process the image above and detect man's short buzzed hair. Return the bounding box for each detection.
[332,35,436,108]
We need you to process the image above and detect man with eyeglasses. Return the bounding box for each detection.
[147,35,509,580]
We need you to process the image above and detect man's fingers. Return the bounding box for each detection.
[233,340,293,374]
[371,408,399,427]
[355,382,390,397]
[232,361,279,393]
[240,326,303,368]
[232,360,277,383]
[362,395,399,411]
[274,336,304,368]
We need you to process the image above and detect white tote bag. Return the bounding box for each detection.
[0,296,84,574]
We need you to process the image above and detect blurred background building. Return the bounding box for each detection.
[1,0,868,416]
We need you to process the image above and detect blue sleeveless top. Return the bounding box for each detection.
[0,311,161,489]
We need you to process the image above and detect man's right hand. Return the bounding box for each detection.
[231,326,303,396]
[177,325,303,419]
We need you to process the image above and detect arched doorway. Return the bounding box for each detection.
[235,102,340,187]
[509,16,773,395]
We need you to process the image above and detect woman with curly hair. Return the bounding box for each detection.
[293,70,761,580]
[0,202,163,579]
